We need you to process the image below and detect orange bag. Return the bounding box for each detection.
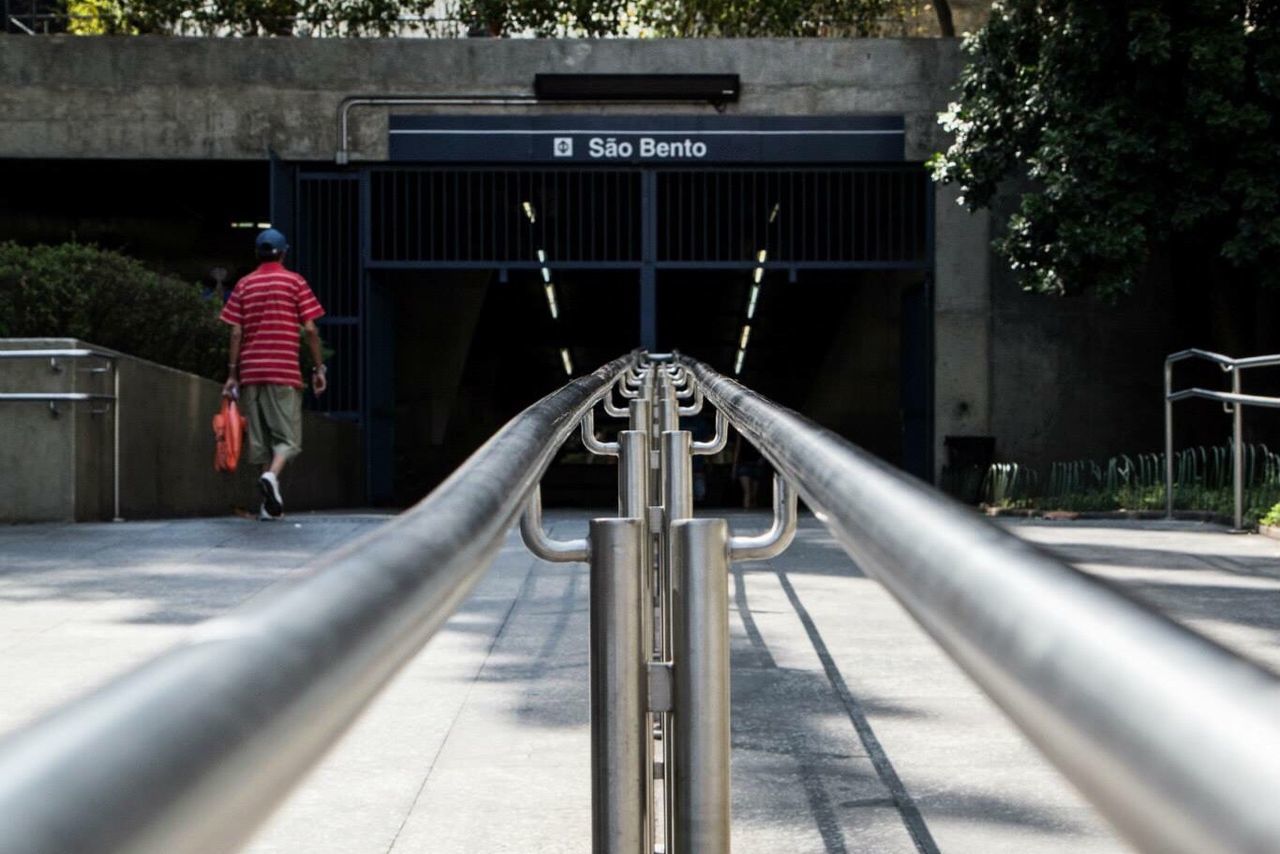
[213,397,247,473]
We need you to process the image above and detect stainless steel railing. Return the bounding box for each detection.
[521,358,792,854]
[1164,348,1280,528]
[3,348,1280,854]
[0,347,121,520]
[0,353,633,854]
[685,354,1280,854]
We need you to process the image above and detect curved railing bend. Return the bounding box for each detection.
[0,354,633,854]
[684,354,1280,854]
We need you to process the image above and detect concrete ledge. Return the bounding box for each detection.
[1,338,362,521]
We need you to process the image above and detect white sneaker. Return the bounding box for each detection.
[259,472,284,517]
[258,503,277,521]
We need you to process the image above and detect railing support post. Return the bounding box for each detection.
[670,518,731,854]
[1233,368,1244,530]
[589,517,649,854]
[1165,357,1175,519]
[660,429,693,851]
[615,429,654,845]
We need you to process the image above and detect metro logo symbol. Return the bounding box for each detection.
[552,137,574,157]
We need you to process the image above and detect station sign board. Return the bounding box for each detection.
[389,115,904,163]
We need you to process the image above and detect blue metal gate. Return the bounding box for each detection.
[283,162,933,500]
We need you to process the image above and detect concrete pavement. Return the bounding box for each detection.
[1,512,1279,852]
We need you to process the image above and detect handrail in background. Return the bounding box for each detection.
[1164,349,1280,527]
[0,354,633,854]
[0,347,121,520]
[683,354,1280,854]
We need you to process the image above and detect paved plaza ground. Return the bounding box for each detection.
[1,511,1278,853]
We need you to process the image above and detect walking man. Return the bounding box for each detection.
[221,228,327,520]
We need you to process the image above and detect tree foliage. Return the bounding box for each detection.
[931,1,1280,299]
[636,0,897,37]
[61,0,960,37]
[0,243,227,378]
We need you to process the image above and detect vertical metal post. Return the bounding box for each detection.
[629,398,652,435]
[670,518,731,854]
[616,430,653,850]
[662,432,693,530]
[590,517,649,854]
[656,390,679,434]
[112,360,122,522]
[619,431,651,519]
[661,429,693,853]
[1233,369,1244,530]
[1165,360,1174,519]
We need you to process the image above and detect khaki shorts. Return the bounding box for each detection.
[242,384,303,465]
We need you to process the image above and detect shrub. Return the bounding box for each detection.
[0,242,227,379]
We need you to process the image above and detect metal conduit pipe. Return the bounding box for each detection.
[682,355,1280,854]
[337,96,536,164]
[0,355,634,854]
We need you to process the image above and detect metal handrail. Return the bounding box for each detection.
[1167,388,1280,408]
[0,354,633,854]
[0,348,120,360]
[0,392,115,401]
[1164,349,1280,527]
[683,355,1280,854]
[1166,348,1280,371]
[1,347,121,520]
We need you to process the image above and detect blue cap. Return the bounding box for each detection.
[255,228,288,259]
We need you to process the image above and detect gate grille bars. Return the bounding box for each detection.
[0,355,633,854]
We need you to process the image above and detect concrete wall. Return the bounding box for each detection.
[1,339,362,522]
[987,255,1177,468]
[0,37,963,162]
[2,37,992,481]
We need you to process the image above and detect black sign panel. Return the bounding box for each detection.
[389,115,904,164]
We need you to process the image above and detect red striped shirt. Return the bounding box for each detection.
[221,262,325,388]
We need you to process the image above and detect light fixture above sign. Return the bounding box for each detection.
[534,74,740,106]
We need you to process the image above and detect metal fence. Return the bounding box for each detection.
[1,351,1279,854]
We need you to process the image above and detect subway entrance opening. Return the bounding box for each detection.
[284,164,933,503]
